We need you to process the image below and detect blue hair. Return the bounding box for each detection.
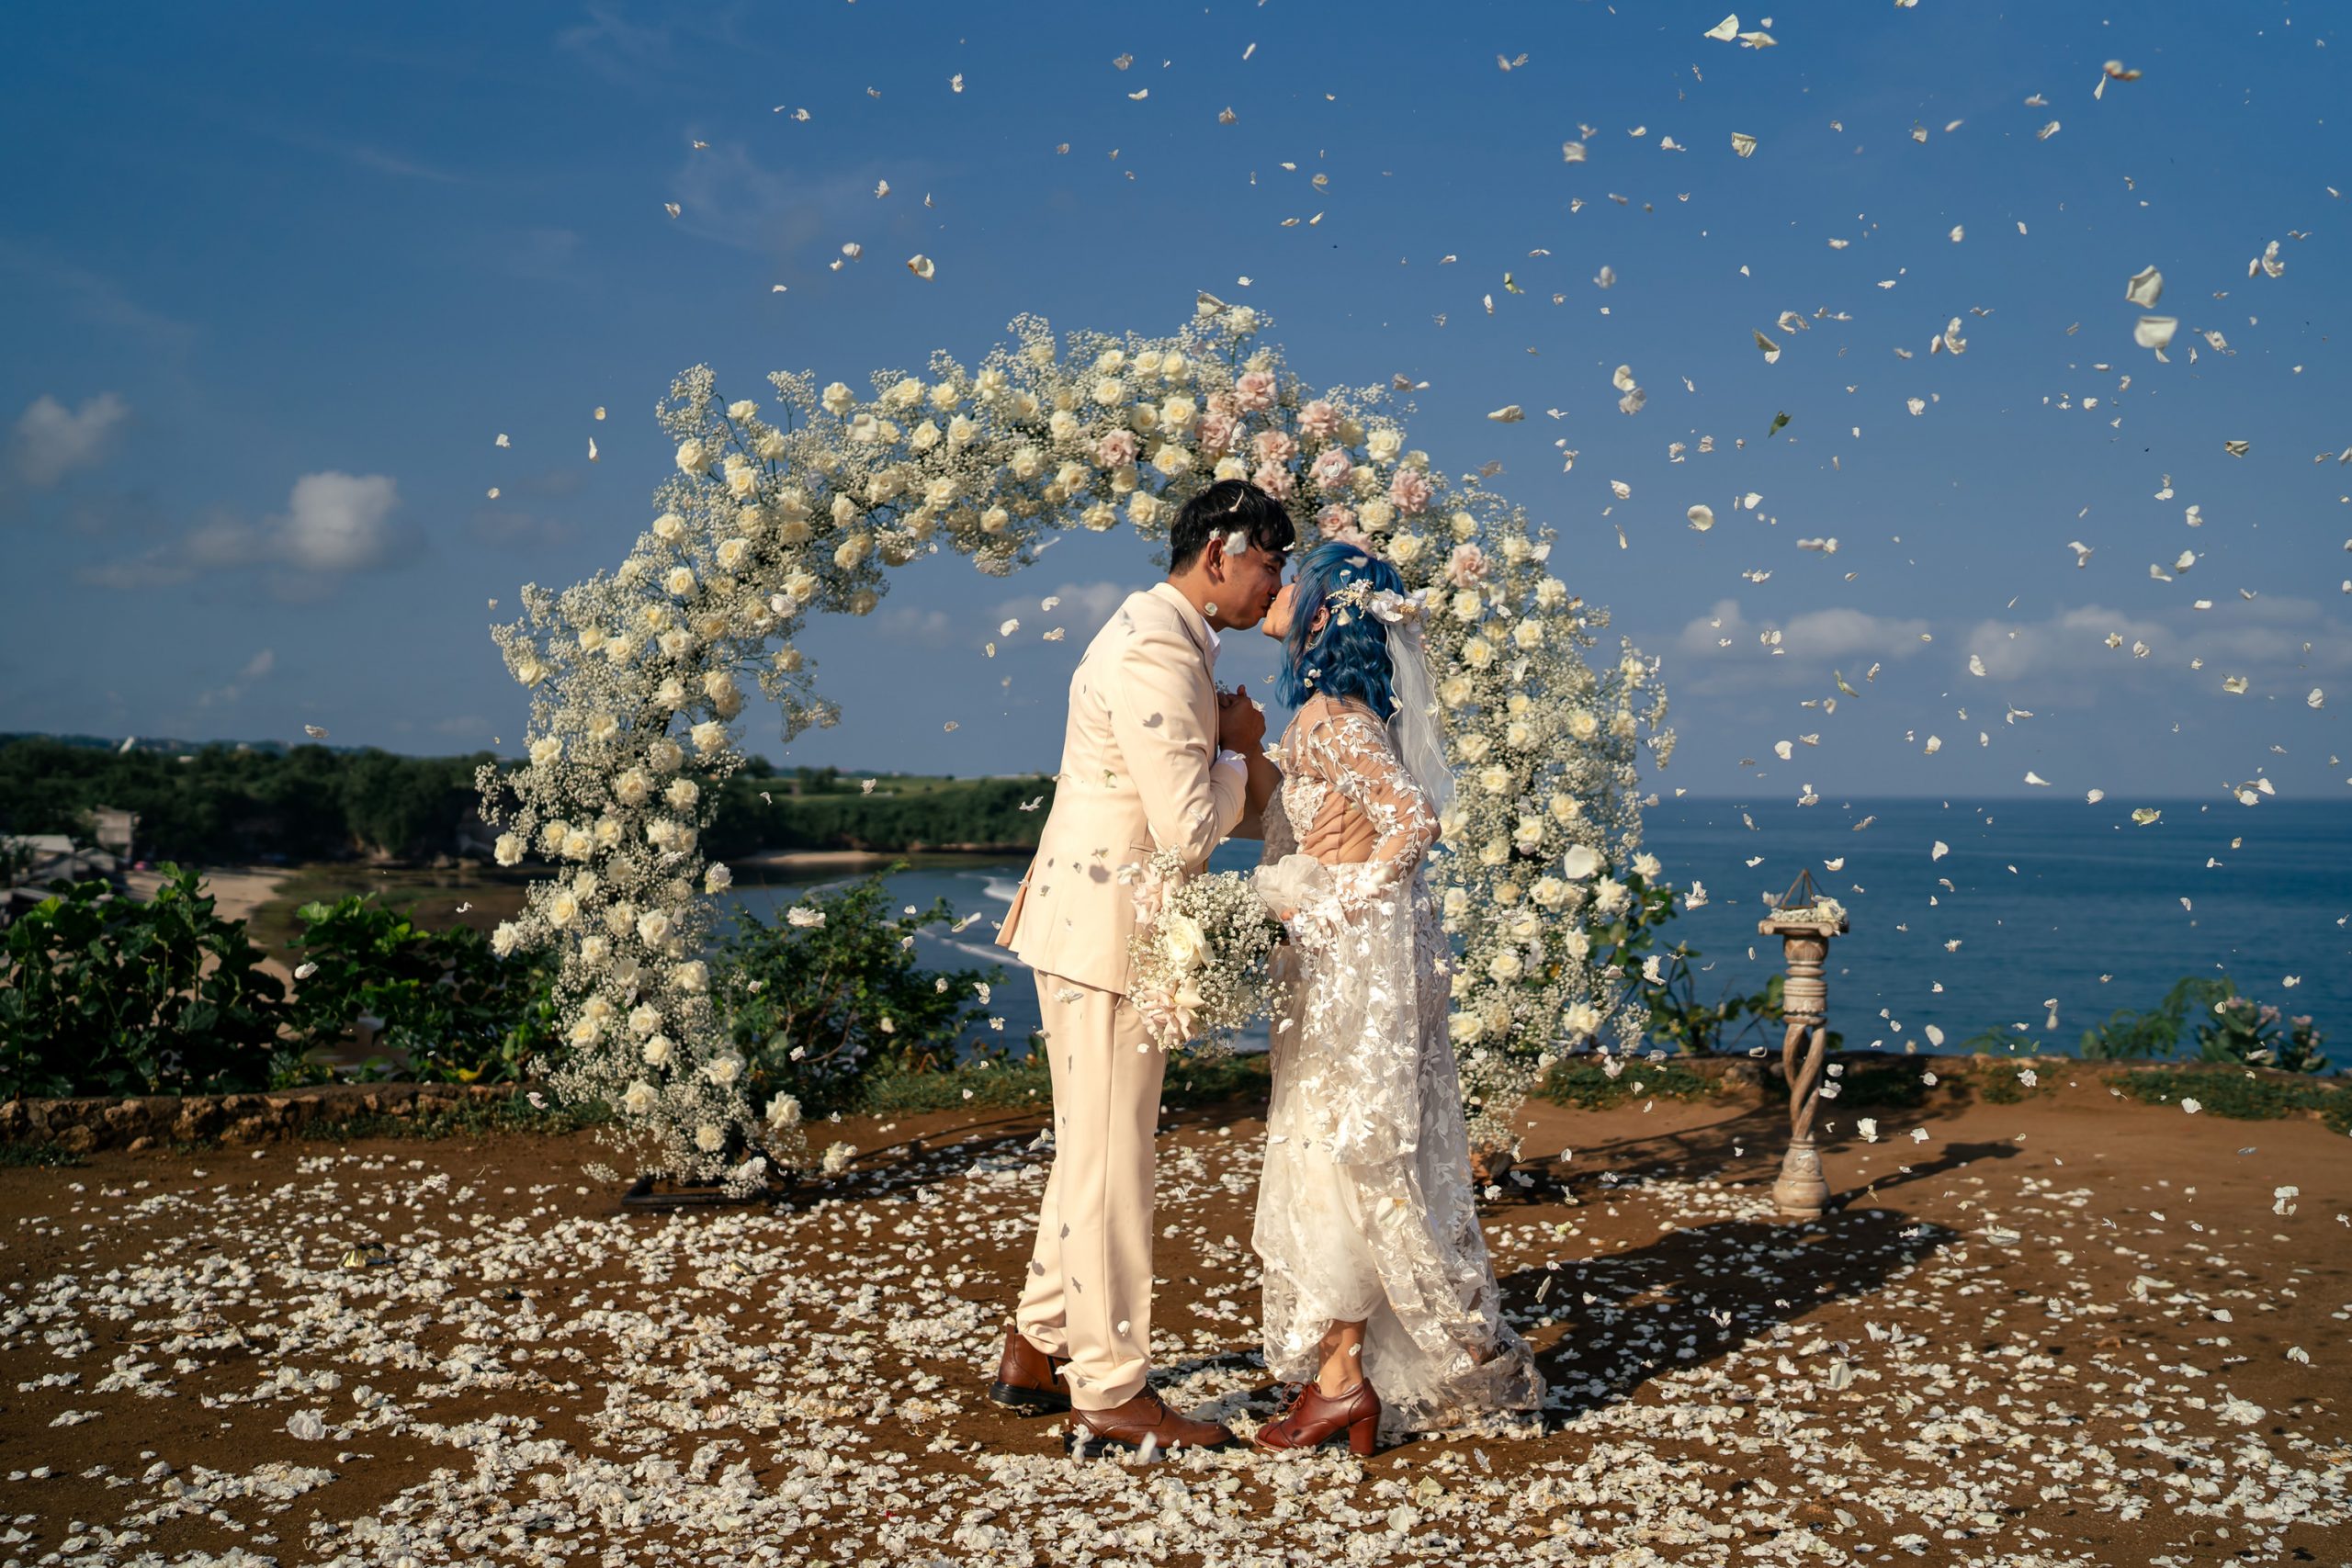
[1275,540,1404,718]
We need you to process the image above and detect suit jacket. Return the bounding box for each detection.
[995,581,1248,995]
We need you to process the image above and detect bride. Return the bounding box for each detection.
[1246,539,1544,1454]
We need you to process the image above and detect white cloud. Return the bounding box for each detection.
[197,647,277,710]
[668,142,933,258]
[996,580,1129,633]
[874,604,953,645]
[79,469,412,595]
[277,471,401,572]
[1669,597,1930,690]
[12,392,128,486]
[1962,604,2159,682]
[1963,597,2352,690]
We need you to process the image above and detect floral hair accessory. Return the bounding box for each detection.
[1329,579,1433,624]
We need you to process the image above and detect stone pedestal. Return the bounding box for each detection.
[1759,886,1849,1224]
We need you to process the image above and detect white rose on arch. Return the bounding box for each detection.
[481,303,1668,1189]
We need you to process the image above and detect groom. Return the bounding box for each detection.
[988,479,1294,1451]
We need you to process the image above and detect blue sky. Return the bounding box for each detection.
[2,0,2346,802]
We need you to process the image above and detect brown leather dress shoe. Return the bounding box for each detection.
[1069,1388,1236,1453]
[986,1325,1071,1415]
[1252,1379,1381,1457]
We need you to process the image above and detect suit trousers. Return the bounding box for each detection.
[1013,966,1168,1411]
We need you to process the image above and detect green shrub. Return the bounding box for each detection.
[0,1141,85,1168]
[1538,1057,1714,1111]
[2195,994,2328,1075]
[714,867,1010,1116]
[2111,1066,2344,1121]
[1808,1057,1935,1111]
[2077,974,2328,1074]
[1581,874,1822,1059]
[2080,976,2233,1061]
[850,1050,1270,1118]
[0,865,285,1098]
[1975,1057,2058,1104]
[284,894,560,1083]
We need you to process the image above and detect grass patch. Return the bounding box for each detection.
[300,1093,608,1145]
[850,1051,1272,1118]
[1974,1058,2061,1105]
[1793,1058,1935,1111]
[0,1141,85,1168]
[1538,1059,1715,1111]
[854,1059,1054,1115]
[2111,1066,2347,1122]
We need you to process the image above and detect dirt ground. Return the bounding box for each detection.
[3,1067,2347,1567]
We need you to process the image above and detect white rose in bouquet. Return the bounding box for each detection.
[1159,911,1209,970]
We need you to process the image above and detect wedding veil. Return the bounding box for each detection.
[1384,613,1455,817]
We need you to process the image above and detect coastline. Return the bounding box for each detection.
[732,845,1030,874]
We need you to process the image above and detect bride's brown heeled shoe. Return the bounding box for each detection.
[1252,1378,1381,1457]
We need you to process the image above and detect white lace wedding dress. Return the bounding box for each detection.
[1252,694,1544,1433]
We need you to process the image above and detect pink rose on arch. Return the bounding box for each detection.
[1310,448,1355,493]
[1297,399,1341,442]
[1095,429,1140,468]
[1206,389,1240,419]
[1316,504,1367,544]
[1251,428,1299,467]
[1195,410,1237,455]
[1446,541,1489,588]
[1250,460,1296,501]
[1234,370,1277,412]
[1389,467,1434,516]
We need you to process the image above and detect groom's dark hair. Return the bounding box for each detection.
[1167,479,1295,571]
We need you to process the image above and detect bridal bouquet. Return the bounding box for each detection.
[1125,849,1286,1052]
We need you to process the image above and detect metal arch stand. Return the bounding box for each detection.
[619,1173,775,1211]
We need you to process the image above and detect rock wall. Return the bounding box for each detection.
[0,1083,524,1155]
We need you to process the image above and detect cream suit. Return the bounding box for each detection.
[994,581,1246,1410]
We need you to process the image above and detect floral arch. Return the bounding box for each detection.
[481,299,1673,1190]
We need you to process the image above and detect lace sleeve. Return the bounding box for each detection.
[1296,702,1440,914]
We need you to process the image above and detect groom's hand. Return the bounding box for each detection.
[1216,686,1266,753]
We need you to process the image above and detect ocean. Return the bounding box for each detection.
[718,795,2352,1071]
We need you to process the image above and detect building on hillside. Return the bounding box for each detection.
[1,833,128,927]
[88,806,138,858]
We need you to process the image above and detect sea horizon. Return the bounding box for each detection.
[718,792,2349,1075]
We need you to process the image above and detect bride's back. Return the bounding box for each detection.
[1280,694,1413,866]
